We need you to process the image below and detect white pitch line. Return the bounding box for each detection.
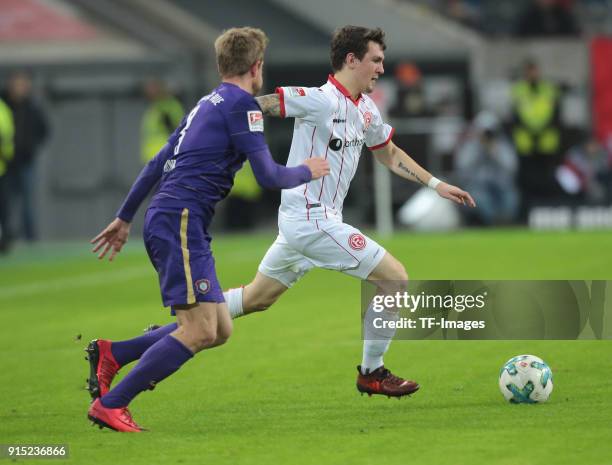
[0,266,151,300]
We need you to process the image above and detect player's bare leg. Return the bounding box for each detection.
[140,304,231,348]
[356,252,419,398]
[208,302,233,349]
[172,301,228,353]
[224,272,288,319]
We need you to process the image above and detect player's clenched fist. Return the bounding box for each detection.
[303,157,330,180]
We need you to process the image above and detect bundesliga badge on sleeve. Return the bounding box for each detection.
[247,111,264,132]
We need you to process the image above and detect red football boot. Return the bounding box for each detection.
[85,339,120,400]
[87,398,145,432]
[356,365,420,398]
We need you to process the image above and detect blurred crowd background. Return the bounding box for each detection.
[1,0,612,252]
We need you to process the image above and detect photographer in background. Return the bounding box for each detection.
[556,136,612,204]
[456,111,519,225]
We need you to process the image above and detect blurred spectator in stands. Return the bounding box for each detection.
[2,71,48,243]
[389,63,432,118]
[516,0,580,37]
[511,60,564,215]
[0,96,14,253]
[556,136,612,203]
[141,78,184,164]
[456,111,519,225]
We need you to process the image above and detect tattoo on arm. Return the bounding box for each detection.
[398,161,426,185]
[255,94,281,117]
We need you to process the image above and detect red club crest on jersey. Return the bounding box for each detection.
[349,233,366,251]
[296,87,306,96]
[363,111,372,131]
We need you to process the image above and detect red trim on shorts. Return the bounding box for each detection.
[275,87,286,118]
[368,127,395,151]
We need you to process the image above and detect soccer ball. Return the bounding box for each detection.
[498,354,553,403]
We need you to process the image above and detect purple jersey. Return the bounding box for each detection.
[114,82,311,307]
[115,83,311,225]
[148,83,267,221]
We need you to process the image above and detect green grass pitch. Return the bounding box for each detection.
[1,229,611,464]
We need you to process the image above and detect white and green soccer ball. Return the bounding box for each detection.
[499,355,553,403]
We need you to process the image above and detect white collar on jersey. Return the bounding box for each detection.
[328,74,361,106]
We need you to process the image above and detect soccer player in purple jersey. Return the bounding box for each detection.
[85,27,329,432]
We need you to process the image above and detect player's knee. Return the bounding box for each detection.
[216,321,232,345]
[376,261,408,295]
[214,334,230,347]
[392,262,409,284]
[188,325,218,351]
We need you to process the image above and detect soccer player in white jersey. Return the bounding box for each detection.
[224,25,475,398]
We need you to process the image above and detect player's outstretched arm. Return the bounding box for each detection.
[115,143,171,223]
[91,217,131,261]
[247,147,329,189]
[91,143,172,261]
[373,141,476,207]
[255,94,281,117]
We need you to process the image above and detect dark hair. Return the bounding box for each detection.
[330,26,386,72]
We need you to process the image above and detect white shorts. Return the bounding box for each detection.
[258,218,386,288]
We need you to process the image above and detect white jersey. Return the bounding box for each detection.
[276,75,394,221]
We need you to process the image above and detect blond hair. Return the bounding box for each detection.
[214,27,269,77]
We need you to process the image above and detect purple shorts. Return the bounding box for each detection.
[143,207,224,310]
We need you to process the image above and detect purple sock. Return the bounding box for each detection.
[111,323,178,366]
[101,335,193,408]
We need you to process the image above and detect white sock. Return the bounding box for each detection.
[361,302,398,375]
[224,287,244,319]
[361,340,392,374]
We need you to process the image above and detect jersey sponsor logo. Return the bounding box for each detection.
[344,138,364,148]
[247,111,264,132]
[286,87,306,97]
[363,111,372,131]
[349,233,366,250]
[163,159,176,173]
[195,279,210,295]
[328,137,365,151]
[333,118,346,123]
[329,138,343,151]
